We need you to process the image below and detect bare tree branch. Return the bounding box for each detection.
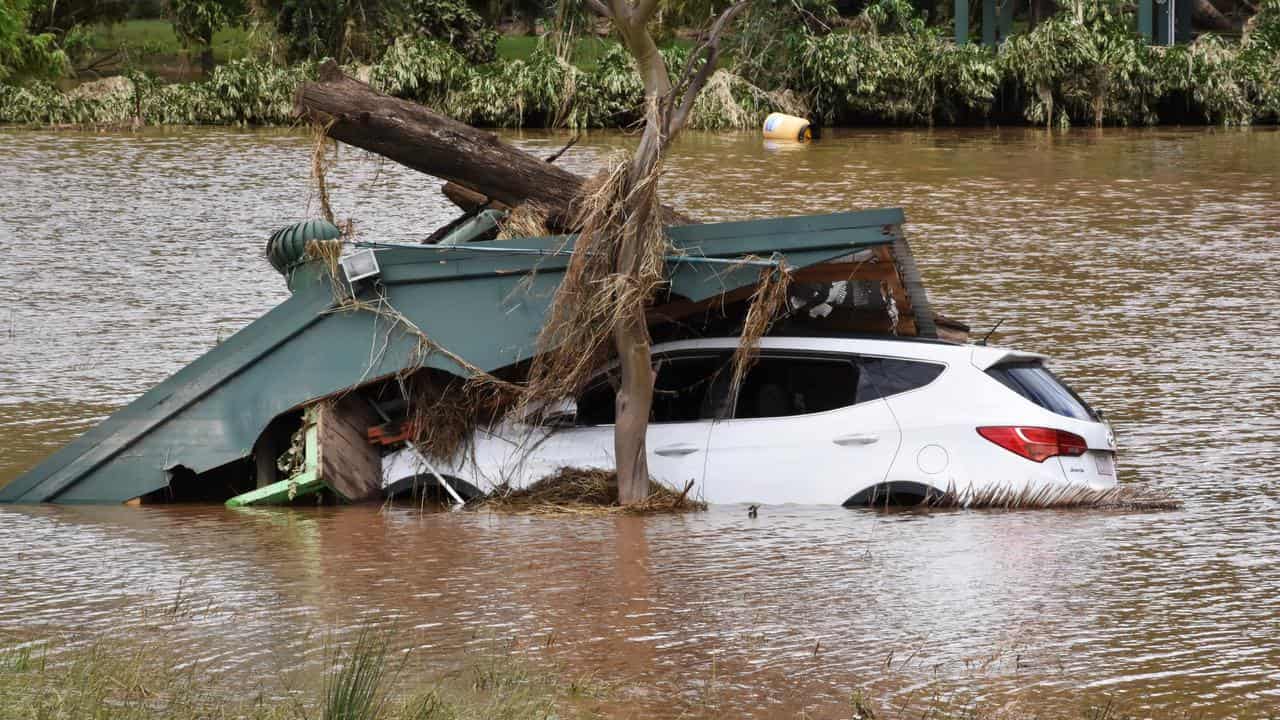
[632,0,662,25]
[608,0,633,23]
[670,0,749,133]
[585,0,612,17]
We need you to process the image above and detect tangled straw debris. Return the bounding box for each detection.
[729,260,793,400]
[496,202,553,240]
[518,154,668,421]
[477,467,706,515]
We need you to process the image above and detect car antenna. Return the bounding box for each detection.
[976,319,1004,347]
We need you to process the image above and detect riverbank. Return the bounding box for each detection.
[0,628,606,720]
[3,3,1277,130]
[0,623,1191,719]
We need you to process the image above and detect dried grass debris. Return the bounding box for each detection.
[477,467,706,515]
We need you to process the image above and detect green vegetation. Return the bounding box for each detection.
[85,18,258,65]
[0,627,1188,719]
[0,630,603,720]
[0,0,1277,128]
[167,0,248,73]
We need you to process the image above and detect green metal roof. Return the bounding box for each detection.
[0,209,907,504]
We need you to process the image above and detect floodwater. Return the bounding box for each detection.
[1,126,1279,717]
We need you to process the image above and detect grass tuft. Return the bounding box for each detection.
[322,630,394,720]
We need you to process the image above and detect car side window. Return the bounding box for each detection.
[575,353,732,426]
[575,373,617,425]
[856,357,945,401]
[733,356,859,419]
[652,354,732,423]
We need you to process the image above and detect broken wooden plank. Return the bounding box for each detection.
[317,396,383,502]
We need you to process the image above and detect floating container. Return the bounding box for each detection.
[763,113,812,142]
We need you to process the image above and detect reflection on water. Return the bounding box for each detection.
[1,126,1279,717]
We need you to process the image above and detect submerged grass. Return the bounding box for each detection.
[926,482,1182,511]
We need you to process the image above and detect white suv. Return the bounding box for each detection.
[387,336,1119,506]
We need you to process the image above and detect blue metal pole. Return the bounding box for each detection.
[955,0,969,44]
[982,0,996,46]
[1175,0,1192,43]
[1155,0,1171,45]
[997,0,1015,43]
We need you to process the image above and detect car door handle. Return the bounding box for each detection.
[654,444,701,457]
[833,433,880,446]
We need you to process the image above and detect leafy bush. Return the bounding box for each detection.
[796,22,998,124]
[402,0,498,64]
[2,0,1277,130]
[371,36,469,103]
[0,0,69,82]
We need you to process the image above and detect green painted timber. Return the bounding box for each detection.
[982,0,996,47]
[0,209,908,504]
[1175,0,1191,44]
[226,409,322,506]
[1155,0,1171,45]
[997,0,1014,44]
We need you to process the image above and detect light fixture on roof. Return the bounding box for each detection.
[339,248,381,291]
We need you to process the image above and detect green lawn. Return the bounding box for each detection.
[497,34,694,70]
[496,34,625,70]
[87,19,259,64]
[86,22,683,73]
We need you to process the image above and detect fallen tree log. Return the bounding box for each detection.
[294,61,687,229]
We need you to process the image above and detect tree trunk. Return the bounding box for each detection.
[295,61,687,229]
[612,122,665,505]
[1030,0,1056,28]
[200,28,214,76]
[584,0,746,505]
[1193,0,1234,31]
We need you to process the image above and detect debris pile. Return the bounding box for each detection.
[476,468,705,515]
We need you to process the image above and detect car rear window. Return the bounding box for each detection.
[985,361,1097,421]
[856,357,945,401]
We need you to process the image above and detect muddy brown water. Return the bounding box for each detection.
[1,127,1278,717]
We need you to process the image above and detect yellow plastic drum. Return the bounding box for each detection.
[762,113,813,142]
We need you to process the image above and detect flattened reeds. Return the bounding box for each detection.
[925,482,1182,511]
[477,467,706,515]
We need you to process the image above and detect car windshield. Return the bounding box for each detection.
[985,361,1097,421]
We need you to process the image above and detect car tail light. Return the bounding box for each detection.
[977,426,1088,463]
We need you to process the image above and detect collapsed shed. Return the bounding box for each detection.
[1,63,967,506]
[0,207,960,505]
